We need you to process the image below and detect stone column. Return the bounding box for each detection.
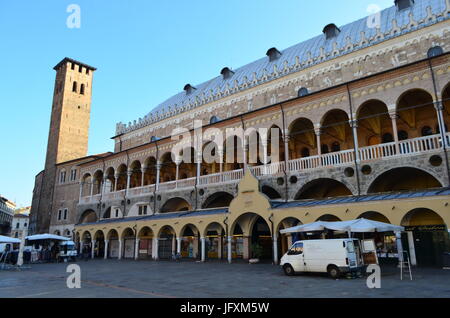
[389,111,400,154]
[227,236,232,264]
[102,177,108,194]
[243,139,248,170]
[126,170,132,196]
[155,162,161,191]
[201,237,206,262]
[273,234,278,265]
[118,239,123,260]
[196,151,202,181]
[114,173,119,192]
[91,240,96,259]
[349,119,360,162]
[435,101,448,147]
[315,127,322,157]
[141,166,146,187]
[176,237,181,255]
[79,181,84,200]
[218,236,223,259]
[218,146,224,174]
[89,180,94,197]
[243,236,250,260]
[283,133,290,172]
[175,159,181,182]
[134,238,140,260]
[262,140,269,175]
[104,240,109,259]
[153,239,159,260]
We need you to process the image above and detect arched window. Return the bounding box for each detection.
[210,116,220,124]
[80,84,85,95]
[427,46,444,58]
[382,133,394,143]
[398,130,409,141]
[298,87,309,97]
[421,126,433,136]
[72,81,77,93]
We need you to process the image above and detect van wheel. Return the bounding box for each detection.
[283,264,295,276]
[327,265,340,279]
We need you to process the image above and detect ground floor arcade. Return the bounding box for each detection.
[75,171,450,267]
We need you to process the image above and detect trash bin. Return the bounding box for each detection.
[442,253,450,268]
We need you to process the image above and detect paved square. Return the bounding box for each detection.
[1,260,450,298]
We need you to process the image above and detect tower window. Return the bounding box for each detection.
[72,81,78,93]
[71,63,75,70]
[58,210,62,221]
[63,209,68,220]
[79,65,82,73]
[86,68,90,75]
[80,84,85,95]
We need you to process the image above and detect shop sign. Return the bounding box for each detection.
[405,225,447,232]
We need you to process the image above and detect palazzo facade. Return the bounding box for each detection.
[30,0,450,267]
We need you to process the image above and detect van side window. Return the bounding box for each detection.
[288,242,304,255]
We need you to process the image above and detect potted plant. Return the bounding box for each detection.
[249,243,263,264]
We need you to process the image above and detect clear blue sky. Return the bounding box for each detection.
[0,0,393,207]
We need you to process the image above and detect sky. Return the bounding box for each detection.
[0,0,394,207]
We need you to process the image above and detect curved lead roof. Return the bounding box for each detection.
[116,0,449,135]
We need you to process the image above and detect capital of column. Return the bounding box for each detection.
[141,165,148,172]
[388,111,398,120]
[127,170,133,177]
[349,119,358,129]
[156,162,162,170]
[314,128,322,136]
[114,173,120,179]
[434,101,444,112]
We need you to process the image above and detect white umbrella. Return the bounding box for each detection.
[25,234,70,241]
[325,218,404,233]
[0,235,21,244]
[280,221,329,234]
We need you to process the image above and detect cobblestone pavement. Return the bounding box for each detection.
[1,260,450,298]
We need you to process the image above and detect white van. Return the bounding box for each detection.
[58,241,77,262]
[280,239,364,278]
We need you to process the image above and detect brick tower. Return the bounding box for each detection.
[30,58,96,233]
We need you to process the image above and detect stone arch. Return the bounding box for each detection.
[104,167,115,193]
[81,173,92,197]
[356,99,393,147]
[92,170,104,195]
[93,230,106,258]
[288,117,316,160]
[179,223,201,259]
[129,160,142,188]
[396,88,438,138]
[230,212,273,260]
[121,227,136,259]
[160,197,192,213]
[316,214,342,222]
[116,164,128,191]
[267,124,285,163]
[121,227,135,239]
[160,152,176,182]
[79,209,97,224]
[357,211,391,223]
[261,185,282,200]
[276,217,302,257]
[223,134,244,171]
[203,222,226,260]
[401,208,446,227]
[367,167,443,194]
[202,192,234,209]
[294,178,352,200]
[106,229,120,258]
[157,225,177,259]
[320,109,352,154]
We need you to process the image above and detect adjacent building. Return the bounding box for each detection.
[11,207,30,239]
[31,0,450,267]
[0,196,16,236]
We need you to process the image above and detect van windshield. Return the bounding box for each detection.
[346,241,355,253]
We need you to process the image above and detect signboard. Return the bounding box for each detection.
[404,225,446,232]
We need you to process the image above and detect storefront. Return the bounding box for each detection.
[123,238,135,259]
[138,238,153,259]
[109,239,119,258]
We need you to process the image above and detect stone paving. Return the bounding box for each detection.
[1,259,450,298]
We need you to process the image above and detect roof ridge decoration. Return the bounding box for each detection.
[115,0,449,136]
